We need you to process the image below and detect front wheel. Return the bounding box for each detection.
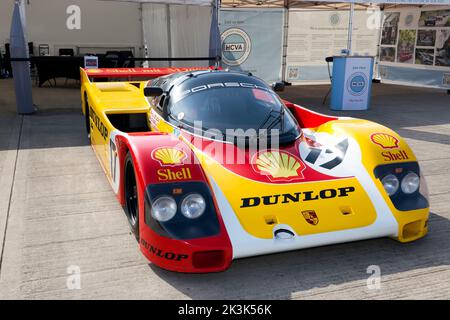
[124,152,140,241]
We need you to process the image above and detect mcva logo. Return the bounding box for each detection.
[347,72,368,96]
[224,43,245,52]
[221,28,252,66]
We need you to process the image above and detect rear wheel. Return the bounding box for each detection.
[124,152,140,241]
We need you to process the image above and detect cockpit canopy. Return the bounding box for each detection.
[148,71,301,144]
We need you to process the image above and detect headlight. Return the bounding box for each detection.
[401,172,420,194]
[381,174,399,196]
[181,193,206,219]
[151,196,177,222]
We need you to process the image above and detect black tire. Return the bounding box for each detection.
[124,152,140,241]
[84,93,91,139]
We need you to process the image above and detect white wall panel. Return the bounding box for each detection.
[142,3,170,67]
[0,0,142,56]
[142,3,211,67]
[169,4,211,66]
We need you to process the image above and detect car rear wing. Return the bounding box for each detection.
[80,66,216,84]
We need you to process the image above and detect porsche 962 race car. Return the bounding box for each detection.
[80,67,429,273]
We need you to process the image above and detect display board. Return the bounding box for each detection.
[219,9,284,83]
[286,9,380,83]
[378,6,450,88]
[331,56,374,110]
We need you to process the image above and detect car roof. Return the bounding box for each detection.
[152,70,270,93]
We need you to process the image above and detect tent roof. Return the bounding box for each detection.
[98,0,214,6]
[221,1,369,9]
[98,0,450,8]
[220,0,450,8]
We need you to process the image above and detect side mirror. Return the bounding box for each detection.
[144,86,164,97]
[272,81,285,92]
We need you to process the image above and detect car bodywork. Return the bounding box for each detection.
[399,49,413,62]
[80,67,429,273]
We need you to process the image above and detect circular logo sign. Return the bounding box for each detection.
[346,72,368,96]
[405,14,414,26]
[221,28,252,66]
[329,13,341,26]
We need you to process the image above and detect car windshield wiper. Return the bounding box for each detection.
[259,107,285,132]
[257,110,278,130]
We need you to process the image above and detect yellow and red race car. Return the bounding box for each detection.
[80,67,429,273]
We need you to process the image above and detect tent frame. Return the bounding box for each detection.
[9,0,450,115]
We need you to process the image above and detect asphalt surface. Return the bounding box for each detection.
[0,78,449,299]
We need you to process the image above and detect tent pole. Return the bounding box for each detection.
[281,0,289,83]
[166,4,172,67]
[10,0,34,114]
[374,5,384,81]
[347,2,354,55]
[210,0,221,68]
[140,3,149,66]
[216,0,221,67]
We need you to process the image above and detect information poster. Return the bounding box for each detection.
[343,57,373,110]
[331,57,374,110]
[378,6,450,88]
[219,9,284,83]
[286,9,380,82]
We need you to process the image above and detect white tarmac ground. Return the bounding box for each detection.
[0,78,449,299]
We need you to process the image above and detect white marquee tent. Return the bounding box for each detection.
[95,0,450,70]
[8,0,450,113]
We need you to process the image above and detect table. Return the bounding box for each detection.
[33,55,121,87]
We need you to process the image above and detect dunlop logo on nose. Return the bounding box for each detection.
[240,186,355,208]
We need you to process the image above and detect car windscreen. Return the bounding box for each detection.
[168,86,301,143]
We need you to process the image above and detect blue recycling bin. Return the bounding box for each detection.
[330,56,374,111]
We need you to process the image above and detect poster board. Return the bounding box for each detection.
[219,9,284,83]
[286,8,380,83]
[331,56,374,110]
[378,6,450,88]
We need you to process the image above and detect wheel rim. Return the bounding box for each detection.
[125,162,138,226]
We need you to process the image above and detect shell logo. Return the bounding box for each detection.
[152,147,187,166]
[370,133,399,149]
[252,150,306,182]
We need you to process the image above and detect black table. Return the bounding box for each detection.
[33,55,120,87]
[34,56,83,86]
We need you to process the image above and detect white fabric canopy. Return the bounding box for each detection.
[99,0,214,6]
[141,3,213,66]
[298,0,450,4]
[315,0,450,3]
[98,0,219,67]
[220,0,450,7]
[101,0,450,5]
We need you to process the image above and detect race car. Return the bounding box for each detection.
[424,16,437,26]
[399,49,413,62]
[80,67,429,273]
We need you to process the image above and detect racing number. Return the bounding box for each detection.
[305,139,349,170]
